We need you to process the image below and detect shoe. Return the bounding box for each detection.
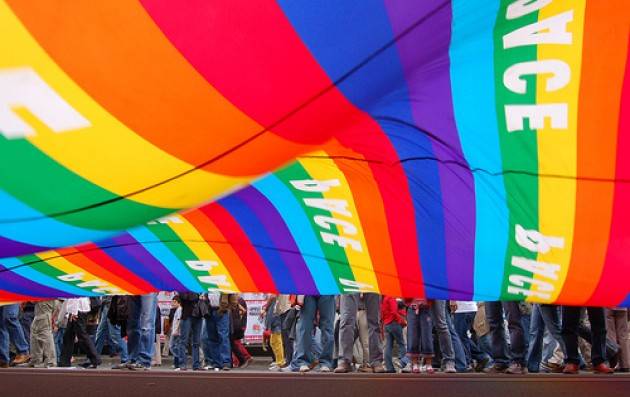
[425,365,435,374]
[128,363,148,371]
[299,365,310,373]
[221,366,231,371]
[319,366,331,373]
[488,364,508,373]
[401,363,412,373]
[12,354,30,366]
[334,361,351,373]
[112,363,127,370]
[279,366,296,373]
[193,367,205,371]
[412,363,420,374]
[443,362,457,373]
[505,363,527,375]
[593,363,614,374]
[372,364,386,374]
[81,362,98,369]
[358,364,373,373]
[203,365,214,371]
[563,363,580,374]
[0,361,9,369]
[541,361,564,373]
[474,357,491,372]
[240,357,254,369]
[609,353,619,370]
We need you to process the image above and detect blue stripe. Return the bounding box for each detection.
[0,189,117,247]
[0,257,98,297]
[127,227,202,291]
[254,175,340,294]
[450,0,507,300]
[95,236,188,292]
[217,194,301,290]
[277,0,447,297]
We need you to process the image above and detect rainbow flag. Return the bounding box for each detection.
[1,1,629,305]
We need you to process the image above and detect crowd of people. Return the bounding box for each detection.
[0,293,628,376]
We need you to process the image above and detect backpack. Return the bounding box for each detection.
[108,295,131,326]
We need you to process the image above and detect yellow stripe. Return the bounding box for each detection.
[531,1,585,302]
[299,153,380,293]
[1,4,249,209]
[166,216,240,293]
[35,251,130,295]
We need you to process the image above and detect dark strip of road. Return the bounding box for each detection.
[2,368,628,397]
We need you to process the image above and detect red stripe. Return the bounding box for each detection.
[140,0,372,145]
[334,121,425,298]
[588,39,630,306]
[182,210,260,293]
[199,203,277,293]
[72,244,155,294]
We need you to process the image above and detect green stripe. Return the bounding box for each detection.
[493,0,540,299]
[0,138,171,230]
[275,163,355,290]
[20,255,96,295]
[146,223,218,289]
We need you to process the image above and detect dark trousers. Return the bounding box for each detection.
[485,301,525,365]
[562,306,607,366]
[59,312,99,367]
[281,310,295,365]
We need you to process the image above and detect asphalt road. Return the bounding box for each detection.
[2,365,629,397]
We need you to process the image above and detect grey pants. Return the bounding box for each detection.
[30,301,57,366]
[338,293,383,366]
[430,300,455,365]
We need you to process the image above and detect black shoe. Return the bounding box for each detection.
[488,364,508,374]
[81,362,98,369]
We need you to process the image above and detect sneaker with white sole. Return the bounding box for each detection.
[319,366,331,373]
[299,365,310,373]
[444,362,456,373]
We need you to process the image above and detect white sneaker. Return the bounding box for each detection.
[299,365,310,373]
[401,363,412,373]
[319,366,331,373]
[444,362,456,373]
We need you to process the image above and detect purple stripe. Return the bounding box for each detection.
[384,0,475,299]
[235,187,318,294]
[0,237,48,259]
[107,234,188,291]
[0,263,72,298]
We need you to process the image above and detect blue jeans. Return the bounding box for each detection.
[95,304,128,363]
[384,322,406,372]
[0,304,29,361]
[430,301,455,365]
[453,312,491,366]
[204,309,231,368]
[178,316,202,369]
[127,293,158,367]
[486,301,525,366]
[54,328,65,365]
[446,311,468,371]
[170,334,182,368]
[527,304,565,372]
[292,295,335,369]
[406,306,433,357]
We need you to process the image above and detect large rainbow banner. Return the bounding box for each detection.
[1,1,629,306]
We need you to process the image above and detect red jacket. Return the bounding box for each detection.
[381,296,404,325]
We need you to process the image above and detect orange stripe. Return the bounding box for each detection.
[324,142,402,296]
[557,2,629,304]
[7,1,316,176]
[182,210,258,292]
[56,247,147,295]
